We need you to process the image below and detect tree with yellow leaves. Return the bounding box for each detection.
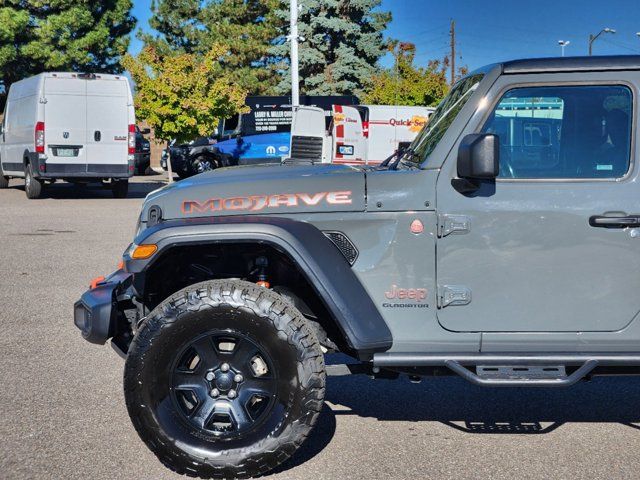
[122,45,248,144]
[363,42,451,107]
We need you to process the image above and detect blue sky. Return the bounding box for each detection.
[130,0,640,71]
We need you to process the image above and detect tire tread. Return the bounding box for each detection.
[124,279,326,479]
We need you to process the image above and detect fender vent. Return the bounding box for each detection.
[323,231,358,265]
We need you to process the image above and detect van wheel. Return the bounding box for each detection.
[112,179,128,198]
[24,163,43,199]
[0,163,9,189]
[124,279,326,479]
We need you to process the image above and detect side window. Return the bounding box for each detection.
[482,85,633,179]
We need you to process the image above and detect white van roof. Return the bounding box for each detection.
[8,72,131,101]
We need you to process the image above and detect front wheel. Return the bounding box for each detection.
[124,280,326,479]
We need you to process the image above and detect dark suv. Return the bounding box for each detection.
[134,126,151,175]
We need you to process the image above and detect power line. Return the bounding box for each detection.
[601,38,640,53]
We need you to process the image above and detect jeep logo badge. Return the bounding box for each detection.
[63,132,69,139]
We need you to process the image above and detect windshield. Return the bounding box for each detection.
[401,73,484,167]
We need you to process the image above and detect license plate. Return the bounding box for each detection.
[338,145,354,155]
[57,148,76,157]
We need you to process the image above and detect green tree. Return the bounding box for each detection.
[122,45,248,144]
[143,0,281,94]
[0,0,135,104]
[271,0,391,96]
[363,42,450,106]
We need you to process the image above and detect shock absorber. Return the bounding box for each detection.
[255,256,270,288]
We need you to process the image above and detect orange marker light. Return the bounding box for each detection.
[131,244,158,260]
[117,260,125,270]
[90,276,105,290]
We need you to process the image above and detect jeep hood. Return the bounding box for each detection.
[142,163,367,221]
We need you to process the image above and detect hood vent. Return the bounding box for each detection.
[323,231,358,265]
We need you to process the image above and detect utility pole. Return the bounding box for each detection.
[449,19,456,86]
[588,27,615,55]
[289,0,300,107]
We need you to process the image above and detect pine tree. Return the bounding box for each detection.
[0,0,135,104]
[143,0,282,94]
[271,0,391,96]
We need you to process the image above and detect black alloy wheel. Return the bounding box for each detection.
[171,330,278,438]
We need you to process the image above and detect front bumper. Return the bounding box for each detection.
[74,269,133,344]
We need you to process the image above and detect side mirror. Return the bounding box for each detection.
[453,133,499,192]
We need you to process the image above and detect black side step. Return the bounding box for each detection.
[373,353,640,387]
[445,359,597,387]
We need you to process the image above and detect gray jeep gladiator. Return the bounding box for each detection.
[74,56,640,479]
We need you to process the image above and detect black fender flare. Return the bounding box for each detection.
[125,216,392,357]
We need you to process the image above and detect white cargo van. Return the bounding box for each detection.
[0,72,135,198]
[290,104,434,165]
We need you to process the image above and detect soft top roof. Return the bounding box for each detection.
[502,55,640,74]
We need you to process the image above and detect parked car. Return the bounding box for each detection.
[74,55,640,478]
[0,72,135,198]
[134,126,151,175]
[163,134,232,179]
[161,96,359,179]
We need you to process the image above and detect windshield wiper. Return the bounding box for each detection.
[378,150,399,169]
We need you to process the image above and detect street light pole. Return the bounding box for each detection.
[289,0,300,107]
[588,27,616,55]
[558,40,570,57]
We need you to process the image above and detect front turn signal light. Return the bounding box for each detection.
[131,244,158,260]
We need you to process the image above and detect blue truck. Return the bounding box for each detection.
[162,95,358,178]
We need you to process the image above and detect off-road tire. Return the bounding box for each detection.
[24,162,43,199]
[124,280,326,479]
[111,179,128,198]
[0,162,9,189]
[191,154,218,175]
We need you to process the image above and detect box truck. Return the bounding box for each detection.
[290,104,434,165]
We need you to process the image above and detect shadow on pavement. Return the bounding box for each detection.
[261,358,640,476]
[321,373,640,435]
[7,177,168,199]
[271,404,338,475]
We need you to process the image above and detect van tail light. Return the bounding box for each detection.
[128,124,136,154]
[362,121,369,138]
[35,122,45,153]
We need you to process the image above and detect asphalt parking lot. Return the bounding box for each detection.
[2,176,640,480]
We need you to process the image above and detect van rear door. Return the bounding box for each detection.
[85,78,129,174]
[331,105,366,164]
[43,77,88,171]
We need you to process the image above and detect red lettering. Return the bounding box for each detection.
[297,192,326,206]
[269,194,298,207]
[223,197,252,210]
[326,191,352,205]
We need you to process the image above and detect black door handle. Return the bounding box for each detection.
[94,131,101,142]
[589,215,640,228]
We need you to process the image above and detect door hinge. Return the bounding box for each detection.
[437,285,472,308]
[39,97,48,104]
[437,214,470,238]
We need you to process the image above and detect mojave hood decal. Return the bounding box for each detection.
[143,163,366,220]
[182,191,352,215]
